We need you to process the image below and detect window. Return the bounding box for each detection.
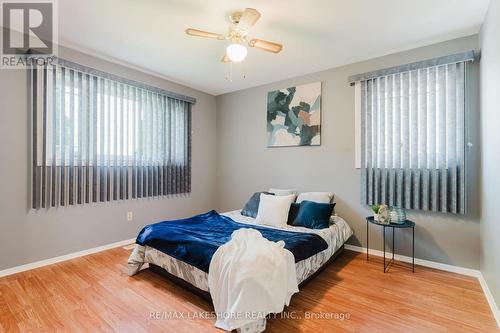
[350,51,474,214]
[31,61,194,209]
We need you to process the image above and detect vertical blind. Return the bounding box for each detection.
[31,61,193,209]
[359,60,470,214]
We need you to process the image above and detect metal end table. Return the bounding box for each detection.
[366,216,415,273]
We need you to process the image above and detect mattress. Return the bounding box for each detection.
[132,210,353,292]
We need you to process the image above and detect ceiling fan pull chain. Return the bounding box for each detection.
[225,62,233,82]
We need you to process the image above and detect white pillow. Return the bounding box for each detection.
[255,194,295,228]
[268,188,298,196]
[296,192,334,204]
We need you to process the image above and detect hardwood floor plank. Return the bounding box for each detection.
[0,249,497,332]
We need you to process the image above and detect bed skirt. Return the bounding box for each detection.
[147,245,345,303]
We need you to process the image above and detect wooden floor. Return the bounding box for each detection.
[0,248,497,332]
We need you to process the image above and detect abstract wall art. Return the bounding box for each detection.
[266,82,321,147]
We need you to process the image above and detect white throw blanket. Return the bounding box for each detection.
[208,228,299,332]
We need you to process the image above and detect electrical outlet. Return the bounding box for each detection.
[127,211,133,221]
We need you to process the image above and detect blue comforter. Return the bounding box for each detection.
[136,210,328,273]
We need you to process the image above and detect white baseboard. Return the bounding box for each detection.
[479,273,500,328]
[0,238,135,278]
[344,244,480,277]
[345,244,499,328]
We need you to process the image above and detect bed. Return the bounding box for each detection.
[128,209,353,300]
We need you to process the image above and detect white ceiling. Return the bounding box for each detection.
[58,0,490,95]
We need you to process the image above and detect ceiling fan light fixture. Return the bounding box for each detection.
[226,43,247,62]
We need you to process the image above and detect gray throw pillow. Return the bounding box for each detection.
[241,192,274,218]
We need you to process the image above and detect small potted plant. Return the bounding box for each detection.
[371,204,388,223]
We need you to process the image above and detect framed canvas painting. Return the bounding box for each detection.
[266,82,321,147]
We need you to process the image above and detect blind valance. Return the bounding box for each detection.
[348,50,475,84]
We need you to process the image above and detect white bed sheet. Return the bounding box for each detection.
[130,210,353,292]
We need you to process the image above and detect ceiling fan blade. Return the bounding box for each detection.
[248,39,283,53]
[221,54,230,63]
[185,28,224,40]
[238,8,261,29]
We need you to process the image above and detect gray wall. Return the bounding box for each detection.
[480,0,500,311]
[0,44,217,270]
[216,35,481,269]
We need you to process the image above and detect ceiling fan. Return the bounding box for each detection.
[185,8,283,63]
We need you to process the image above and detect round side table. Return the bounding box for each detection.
[366,216,415,273]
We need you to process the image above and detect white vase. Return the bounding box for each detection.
[374,213,380,222]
